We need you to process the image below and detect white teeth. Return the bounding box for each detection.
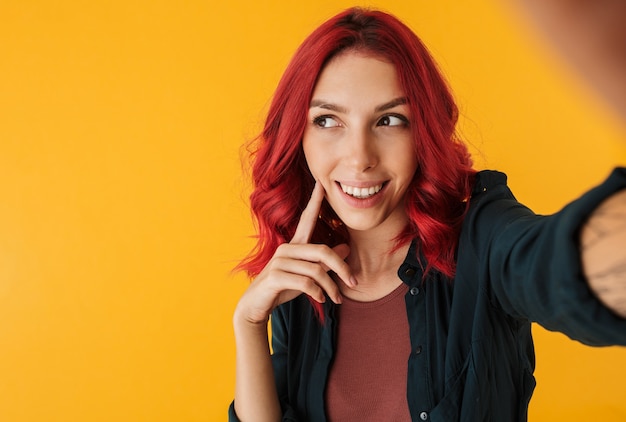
[340,183,383,199]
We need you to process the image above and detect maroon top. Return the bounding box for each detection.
[325,283,412,421]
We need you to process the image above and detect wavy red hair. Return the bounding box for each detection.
[237,8,476,318]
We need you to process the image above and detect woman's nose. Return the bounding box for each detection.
[344,127,378,172]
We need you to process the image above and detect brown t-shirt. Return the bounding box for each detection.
[325,283,412,421]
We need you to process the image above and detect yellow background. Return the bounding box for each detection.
[1,1,625,420]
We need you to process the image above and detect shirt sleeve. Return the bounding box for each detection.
[227,401,241,421]
[465,168,626,346]
[269,306,303,421]
[227,401,300,422]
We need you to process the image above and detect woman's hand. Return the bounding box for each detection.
[233,183,355,421]
[233,182,355,419]
[234,182,356,327]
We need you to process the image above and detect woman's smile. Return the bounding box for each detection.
[338,181,385,199]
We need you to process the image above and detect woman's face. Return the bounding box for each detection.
[302,51,418,235]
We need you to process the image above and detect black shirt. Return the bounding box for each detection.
[229,169,626,421]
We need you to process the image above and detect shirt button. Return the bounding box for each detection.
[409,287,420,296]
[420,411,429,420]
[404,267,416,277]
[415,345,422,355]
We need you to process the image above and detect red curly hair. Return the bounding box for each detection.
[237,8,475,318]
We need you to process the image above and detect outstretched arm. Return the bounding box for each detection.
[581,189,626,318]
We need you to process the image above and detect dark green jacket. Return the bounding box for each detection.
[230,169,626,421]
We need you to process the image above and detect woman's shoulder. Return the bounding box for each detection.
[471,170,508,193]
[468,170,518,208]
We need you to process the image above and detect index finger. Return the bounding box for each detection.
[290,181,325,244]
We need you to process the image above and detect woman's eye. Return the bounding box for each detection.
[313,116,340,128]
[378,115,407,127]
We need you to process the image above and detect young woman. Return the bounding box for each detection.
[229,8,626,422]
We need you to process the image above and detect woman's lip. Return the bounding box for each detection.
[334,181,389,208]
[338,181,385,198]
[335,180,387,188]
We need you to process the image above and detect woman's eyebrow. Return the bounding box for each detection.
[309,97,407,113]
[309,99,347,113]
[375,97,407,112]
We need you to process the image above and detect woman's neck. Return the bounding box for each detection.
[341,230,410,302]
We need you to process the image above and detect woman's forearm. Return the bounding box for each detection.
[233,313,281,422]
[581,189,626,318]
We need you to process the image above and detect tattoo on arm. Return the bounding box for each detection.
[580,199,626,250]
[581,189,626,317]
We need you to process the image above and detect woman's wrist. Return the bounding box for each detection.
[233,304,270,335]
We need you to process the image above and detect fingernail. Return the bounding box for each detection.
[350,276,358,287]
[335,295,343,304]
